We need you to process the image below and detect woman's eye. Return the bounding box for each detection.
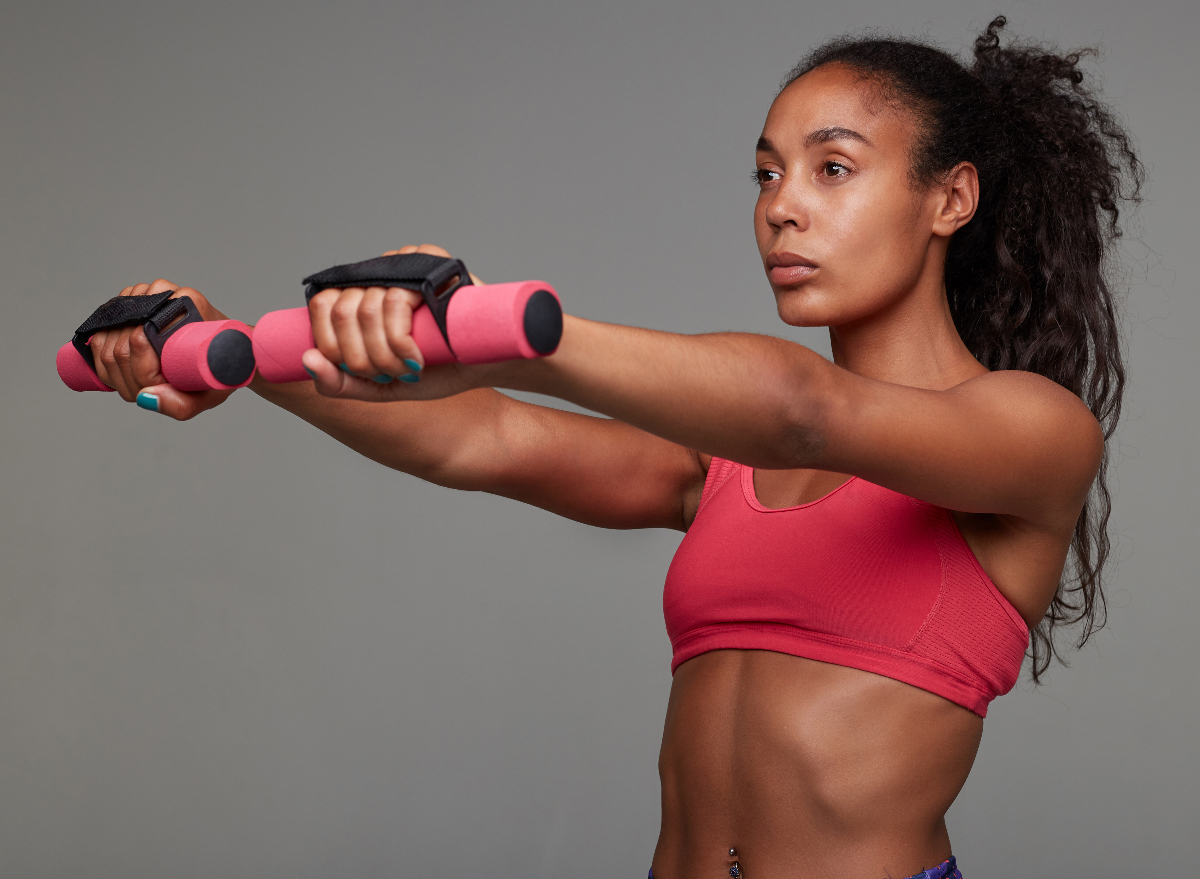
[822,161,851,178]
[752,168,780,185]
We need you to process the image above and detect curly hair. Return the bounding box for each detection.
[783,17,1143,681]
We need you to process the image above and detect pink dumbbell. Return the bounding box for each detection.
[56,295,256,393]
[252,280,562,383]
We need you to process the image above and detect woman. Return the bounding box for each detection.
[87,17,1141,879]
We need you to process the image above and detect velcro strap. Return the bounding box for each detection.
[74,290,187,338]
[303,253,471,352]
[302,253,465,302]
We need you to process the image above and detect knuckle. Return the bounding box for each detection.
[310,288,339,309]
[330,299,358,324]
[113,345,131,366]
[384,287,414,307]
[358,298,384,322]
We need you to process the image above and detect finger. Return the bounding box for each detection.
[328,288,373,376]
[128,325,166,389]
[358,287,409,380]
[93,327,133,399]
[134,383,235,421]
[382,287,426,375]
[300,349,416,402]
[308,288,348,366]
[142,278,178,297]
[111,327,139,400]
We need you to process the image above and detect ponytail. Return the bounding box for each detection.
[784,17,1144,680]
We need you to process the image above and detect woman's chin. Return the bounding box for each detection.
[773,290,837,328]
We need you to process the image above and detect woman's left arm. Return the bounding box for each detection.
[481,315,1104,529]
[321,311,1102,529]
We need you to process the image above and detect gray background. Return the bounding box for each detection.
[2,1,1195,876]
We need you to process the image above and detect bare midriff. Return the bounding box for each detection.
[652,649,982,879]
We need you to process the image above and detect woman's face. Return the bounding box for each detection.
[754,63,942,328]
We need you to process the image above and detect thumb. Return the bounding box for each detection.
[135,383,236,421]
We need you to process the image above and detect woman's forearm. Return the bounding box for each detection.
[250,376,510,487]
[483,315,830,470]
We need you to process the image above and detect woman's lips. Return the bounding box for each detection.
[766,252,817,286]
[769,264,817,286]
[766,254,817,286]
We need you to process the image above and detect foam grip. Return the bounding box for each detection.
[56,340,114,392]
[251,307,317,384]
[423,281,562,365]
[159,320,257,391]
[251,281,562,383]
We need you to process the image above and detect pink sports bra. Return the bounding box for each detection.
[663,458,1030,716]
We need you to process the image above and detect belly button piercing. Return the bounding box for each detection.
[728,848,740,878]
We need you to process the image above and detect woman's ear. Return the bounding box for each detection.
[931,162,979,237]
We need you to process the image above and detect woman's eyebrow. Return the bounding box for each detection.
[804,126,873,148]
[756,128,874,153]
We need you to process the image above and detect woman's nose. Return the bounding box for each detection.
[763,176,810,230]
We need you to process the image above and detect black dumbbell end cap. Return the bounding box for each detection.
[208,329,256,385]
[523,290,563,355]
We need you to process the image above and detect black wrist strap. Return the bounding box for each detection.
[302,253,471,353]
[71,291,195,369]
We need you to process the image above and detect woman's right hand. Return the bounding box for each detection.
[87,279,238,420]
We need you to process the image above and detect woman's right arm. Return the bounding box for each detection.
[87,278,707,532]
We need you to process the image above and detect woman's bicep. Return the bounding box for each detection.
[814,369,1104,525]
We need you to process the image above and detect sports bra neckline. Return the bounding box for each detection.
[743,467,859,513]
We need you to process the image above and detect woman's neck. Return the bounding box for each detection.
[828,274,986,391]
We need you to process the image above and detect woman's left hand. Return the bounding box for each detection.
[300,244,486,403]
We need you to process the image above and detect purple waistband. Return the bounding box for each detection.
[647,855,960,879]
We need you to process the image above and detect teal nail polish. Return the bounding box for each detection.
[136,392,159,412]
[403,359,423,373]
[400,373,420,383]
[303,366,317,380]
[372,374,394,384]
[339,363,352,373]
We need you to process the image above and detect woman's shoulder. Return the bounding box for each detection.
[954,369,1103,450]
[950,368,1105,505]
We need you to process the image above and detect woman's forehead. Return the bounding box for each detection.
[760,64,912,151]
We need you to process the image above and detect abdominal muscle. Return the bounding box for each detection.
[652,649,982,879]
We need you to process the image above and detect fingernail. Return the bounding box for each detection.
[303,366,317,380]
[403,359,423,373]
[339,363,352,374]
[372,374,394,384]
[136,392,159,412]
[400,373,420,383]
